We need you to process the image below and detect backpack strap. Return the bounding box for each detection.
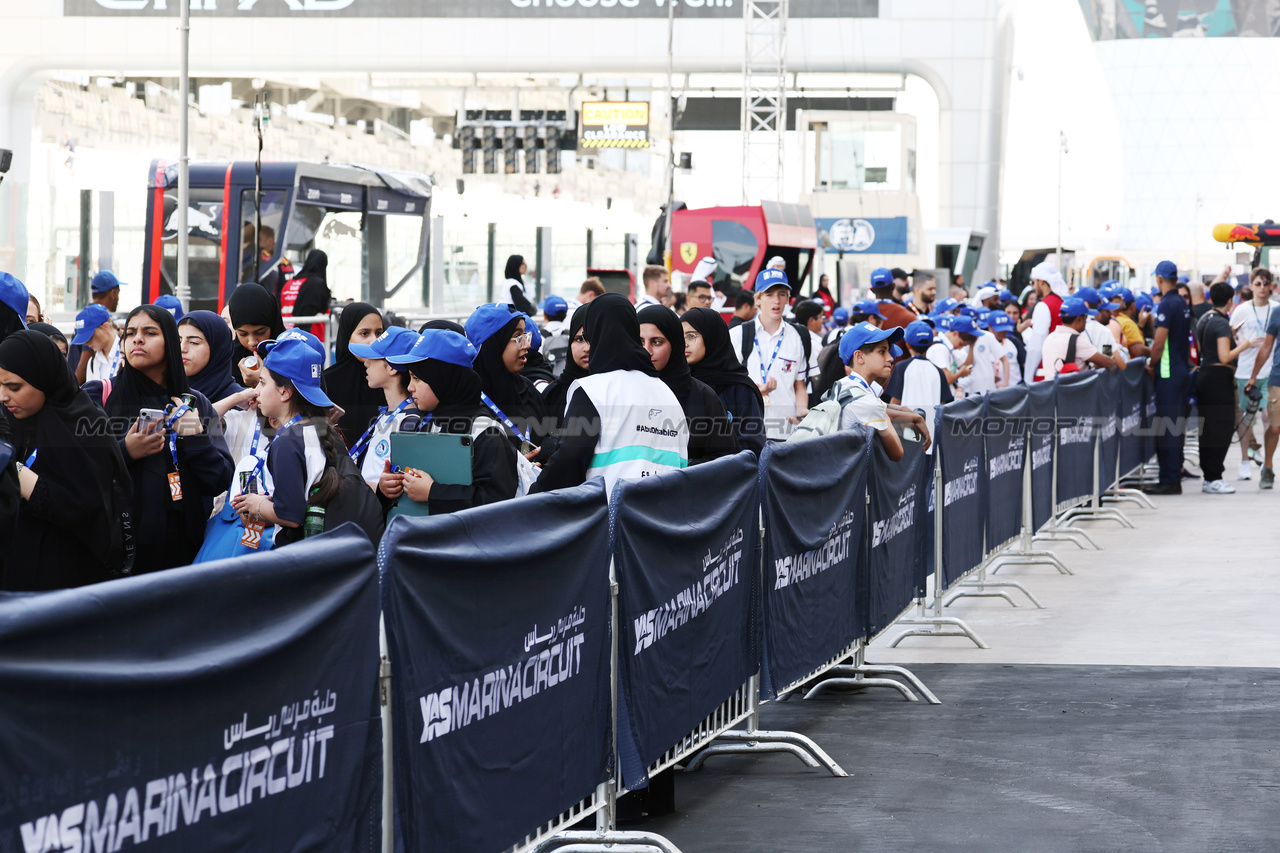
[1065,333,1079,367]
[790,321,812,363]
[740,325,754,363]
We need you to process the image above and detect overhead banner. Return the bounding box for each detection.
[984,386,1029,550]
[0,526,383,853]
[381,483,612,853]
[1096,368,1121,492]
[1118,358,1148,477]
[815,216,914,255]
[65,0,878,18]
[866,433,929,637]
[758,431,870,699]
[936,396,987,587]
[1055,372,1100,506]
[1028,380,1057,531]
[612,452,759,790]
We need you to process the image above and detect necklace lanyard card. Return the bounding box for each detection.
[168,471,183,502]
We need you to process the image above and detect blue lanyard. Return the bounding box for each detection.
[480,392,531,443]
[754,328,786,385]
[348,398,410,461]
[107,341,121,378]
[246,416,267,479]
[165,400,194,470]
[23,450,36,467]
[282,415,304,430]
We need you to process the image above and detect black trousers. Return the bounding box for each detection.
[1196,367,1236,483]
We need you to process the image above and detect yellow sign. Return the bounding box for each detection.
[680,243,699,265]
[581,101,649,127]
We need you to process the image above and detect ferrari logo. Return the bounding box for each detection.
[679,243,698,265]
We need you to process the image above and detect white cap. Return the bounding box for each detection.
[691,256,718,282]
[766,256,786,270]
[976,285,998,301]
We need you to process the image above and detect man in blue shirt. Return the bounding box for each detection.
[1144,260,1193,494]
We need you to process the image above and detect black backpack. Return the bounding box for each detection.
[739,321,811,365]
[274,453,385,548]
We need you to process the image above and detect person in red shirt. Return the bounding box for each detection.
[279,249,331,343]
[869,267,918,330]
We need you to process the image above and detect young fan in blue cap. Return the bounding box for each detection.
[348,325,421,489]
[926,313,975,395]
[71,303,120,386]
[466,303,552,460]
[231,336,346,547]
[0,271,29,339]
[829,322,929,460]
[884,320,954,432]
[387,329,520,513]
[727,267,810,438]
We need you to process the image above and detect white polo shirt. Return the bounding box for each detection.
[998,336,1022,386]
[728,317,808,438]
[958,331,1002,396]
[85,336,121,385]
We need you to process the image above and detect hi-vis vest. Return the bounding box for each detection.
[567,371,689,493]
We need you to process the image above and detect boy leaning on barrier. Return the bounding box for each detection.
[831,322,931,461]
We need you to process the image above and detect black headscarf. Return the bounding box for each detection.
[474,314,529,413]
[584,293,656,376]
[0,331,128,569]
[541,308,590,420]
[104,306,189,434]
[407,356,484,435]
[180,310,243,403]
[504,255,525,284]
[291,249,331,318]
[637,304,691,399]
[27,321,68,349]
[420,319,466,335]
[324,302,384,447]
[228,283,285,383]
[683,307,764,407]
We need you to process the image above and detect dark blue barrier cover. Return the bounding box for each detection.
[382,483,612,853]
[936,396,987,587]
[1118,359,1148,477]
[867,430,930,637]
[0,525,382,853]
[1096,368,1121,490]
[1028,380,1057,531]
[984,386,1029,549]
[758,430,870,699]
[1054,372,1100,506]
[1142,366,1157,465]
[613,452,759,790]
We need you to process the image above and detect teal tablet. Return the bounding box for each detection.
[387,431,473,521]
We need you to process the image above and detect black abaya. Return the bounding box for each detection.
[0,331,132,590]
[683,307,767,456]
[323,302,385,448]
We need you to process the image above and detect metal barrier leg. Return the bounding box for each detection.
[988,551,1072,576]
[538,564,687,853]
[944,563,1046,609]
[1034,526,1100,550]
[1059,506,1134,528]
[889,458,989,649]
[802,643,941,704]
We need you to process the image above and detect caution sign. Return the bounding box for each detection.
[580,101,651,150]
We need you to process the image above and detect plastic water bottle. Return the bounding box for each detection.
[303,490,325,538]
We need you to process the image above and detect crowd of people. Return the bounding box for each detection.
[0,251,1272,592]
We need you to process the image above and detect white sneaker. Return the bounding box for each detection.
[1238,461,1252,481]
[1202,479,1237,494]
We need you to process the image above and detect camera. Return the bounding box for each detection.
[1247,385,1263,405]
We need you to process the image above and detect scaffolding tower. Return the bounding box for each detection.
[741,0,788,205]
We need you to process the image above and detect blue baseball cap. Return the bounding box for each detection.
[930,297,960,316]
[1075,286,1101,307]
[543,294,568,320]
[525,315,542,352]
[956,303,981,317]
[948,315,979,336]
[755,268,791,292]
[0,271,29,328]
[998,289,1016,303]
[91,270,124,295]
[1059,298,1093,319]
[832,306,850,324]
[466,303,522,351]
[935,314,955,332]
[988,312,1014,332]
[1154,260,1178,279]
[1177,275,1190,284]
[903,320,934,347]
[1134,292,1153,312]
[853,299,885,319]
[71,303,113,345]
[276,327,326,356]
[153,294,183,322]
[394,328,477,369]
[260,337,334,407]
[354,325,420,366]
[1100,279,1120,290]
[869,267,894,288]
[839,321,904,364]
[1114,287,1135,305]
